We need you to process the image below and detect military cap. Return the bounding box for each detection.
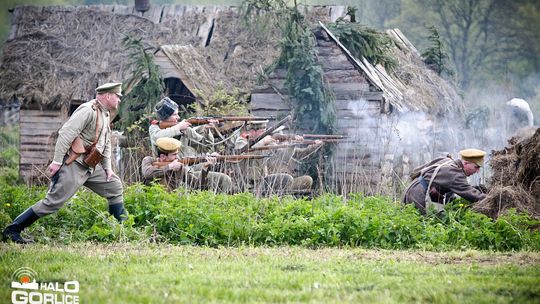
[156,137,181,154]
[95,82,123,96]
[246,120,269,130]
[154,97,178,121]
[459,148,486,166]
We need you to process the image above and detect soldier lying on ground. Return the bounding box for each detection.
[233,120,323,196]
[402,148,487,214]
[141,137,232,193]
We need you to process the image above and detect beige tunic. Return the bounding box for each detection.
[53,100,112,170]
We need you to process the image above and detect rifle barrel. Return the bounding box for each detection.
[302,134,348,139]
[246,144,298,152]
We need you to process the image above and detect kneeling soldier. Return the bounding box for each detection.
[402,148,487,214]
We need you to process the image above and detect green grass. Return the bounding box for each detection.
[1,243,539,303]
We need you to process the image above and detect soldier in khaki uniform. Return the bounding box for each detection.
[234,121,323,196]
[3,82,127,244]
[402,148,487,214]
[141,137,231,192]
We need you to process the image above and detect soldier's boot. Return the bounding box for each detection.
[2,208,39,244]
[108,203,128,222]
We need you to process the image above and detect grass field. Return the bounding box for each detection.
[1,243,539,303]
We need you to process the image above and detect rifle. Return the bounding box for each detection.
[271,133,349,141]
[302,134,349,139]
[246,143,300,153]
[239,115,292,153]
[159,116,275,129]
[294,139,354,145]
[215,121,245,135]
[245,140,351,153]
[152,154,270,168]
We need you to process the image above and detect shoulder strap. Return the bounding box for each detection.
[424,159,454,210]
[90,101,102,146]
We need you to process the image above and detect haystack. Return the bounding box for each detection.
[473,127,540,219]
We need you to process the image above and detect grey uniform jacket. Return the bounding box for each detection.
[149,124,214,157]
[141,156,194,187]
[53,100,112,170]
[402,157,486,212]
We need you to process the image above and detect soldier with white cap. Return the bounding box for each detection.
[3,82,127,243]
[402,148,488,214]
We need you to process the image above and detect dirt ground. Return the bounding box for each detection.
[473,127,540,219]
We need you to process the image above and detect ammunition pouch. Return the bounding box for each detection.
[83,145,103,168]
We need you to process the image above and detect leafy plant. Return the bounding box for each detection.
[118,34,165,133]
[190,84,248,116]
[326,10,397,71]
[2,180,539,251]
[242,0,336,134]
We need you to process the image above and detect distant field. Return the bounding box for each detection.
[1,243,539,303]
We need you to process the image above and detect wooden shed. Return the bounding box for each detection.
[251,24,462,195]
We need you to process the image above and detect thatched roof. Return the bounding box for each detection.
[0,4,343,109]
[319,22,461,114]
[156,44,231,100]
[386,28,462,114]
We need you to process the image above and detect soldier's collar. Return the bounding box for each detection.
[94,100,109,113]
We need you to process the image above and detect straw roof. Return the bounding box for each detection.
[0,5,457,114]
[318,22,461,114]
[157,44,232,100]
[386,28,463,114]
[0,5,343,109]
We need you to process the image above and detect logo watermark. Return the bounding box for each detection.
[10,267,80,304]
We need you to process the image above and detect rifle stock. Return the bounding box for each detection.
[159,116,275,129]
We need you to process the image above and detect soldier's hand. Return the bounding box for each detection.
[168,160,184,171]
[294,135,304,141]
[205,156,217,165]
[475,184,488,193]
[314,140,323,145]
[207,119,219,125]
[261,136,277,146]
[48,163,61,177]
[175,120,191,131]
[104,168,117,182]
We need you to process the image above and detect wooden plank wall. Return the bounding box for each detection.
[250,31,396,194]
[19,110,64,184]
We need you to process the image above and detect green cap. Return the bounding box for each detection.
[96,82,122,96]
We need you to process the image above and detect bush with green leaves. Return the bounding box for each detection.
[1,182,539,251]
